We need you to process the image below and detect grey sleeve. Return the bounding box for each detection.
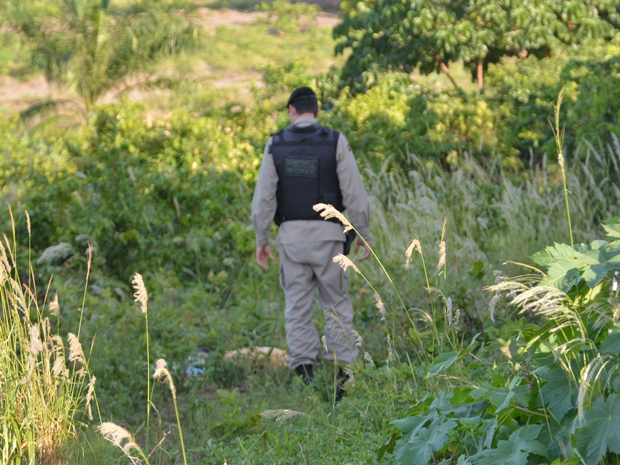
[251,139,278,247]
[336,133,371,241]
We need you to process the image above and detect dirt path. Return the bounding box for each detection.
[0,8,341,113]
[0,76,56,113]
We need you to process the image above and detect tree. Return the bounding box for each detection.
[334,0,620,92]
[5,0,197,111]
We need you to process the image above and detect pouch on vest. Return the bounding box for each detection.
[343,230,357,256]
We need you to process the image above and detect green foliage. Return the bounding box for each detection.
[334,0,620,91]
[382,215,620,464]
[6,0,197,109]
[539,368,575,422]
[531,217,620,292]
[0,103,264,283]
[383,387,548,464]
[321,36,620,166]
[576,394,620,465]
[257,0,320,34]
[472,425,548,465]
[209,388,263,438]
[484,37,620,160]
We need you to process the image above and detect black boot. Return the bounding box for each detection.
[294,364,314,386]
[335,367,346,402]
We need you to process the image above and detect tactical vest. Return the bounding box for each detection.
[271,123,344,226]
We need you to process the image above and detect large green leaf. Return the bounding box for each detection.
[581,263,615,288]
[532,242,611,291]
[426,351,460,377]
[541,262,581,291]
[426,335,478,378]
[472,425,547,465]
[531,243,578,266]
[539,368,575,422]
[600,323,620,354]
[393,418,456,465]
[602,217,620,239]
[603,240,620,264]
[470,384,529,410]
[537,412,577,462]
[392,415,429,436]
[575,394,620,464]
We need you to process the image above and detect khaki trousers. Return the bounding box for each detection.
[278,241,358,369]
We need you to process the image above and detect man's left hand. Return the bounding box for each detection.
[355,239,372,261]
[256,245,276,270]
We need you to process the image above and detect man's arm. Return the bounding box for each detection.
[251,139,278,269]
[335,133,372,260]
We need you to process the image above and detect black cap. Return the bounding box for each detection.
[287,86,317,107]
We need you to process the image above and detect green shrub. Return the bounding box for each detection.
[256,0,320,34]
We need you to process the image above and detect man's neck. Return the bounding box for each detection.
[290,113,316,124]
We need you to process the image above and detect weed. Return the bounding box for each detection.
[0,212,96,463]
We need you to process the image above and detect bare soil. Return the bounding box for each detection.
[0,76,56,113]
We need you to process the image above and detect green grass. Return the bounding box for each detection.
[38,134,619,463]
[66,362,412,464]
[195,0,268,10]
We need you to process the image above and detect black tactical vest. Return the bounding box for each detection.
[271,123,344,225]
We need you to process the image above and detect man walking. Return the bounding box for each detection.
[251,86,371,400]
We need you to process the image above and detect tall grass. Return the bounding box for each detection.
[0,218,97,464]
[97,279,188,465]
[362,137,620,313]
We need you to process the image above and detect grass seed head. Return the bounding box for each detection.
[443,296,454,325]
[29,324,43,356]
[49,293,60,317]
[333,253,359,273]
[405,238,421,266]
[374,293,386,321]
[131,273,148,315]
[18,355,36,385]
[52,356,69,378]
[364,351,376,368]
[437,240,446,273]
[153,358,176,397]
[97,422,141,457]
[323,307,348,344]
[37,242,75,265]
[260,409,308,422]
[386,335,395,365]
[85,376,96,420]
[489,294,500,323]
[313,203,353,232]
[344,367,355,386]
[67,333,86,376]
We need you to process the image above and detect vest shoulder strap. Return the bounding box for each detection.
[271,126,340,148]
[330,129,340,150]
[270,129,285,144]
